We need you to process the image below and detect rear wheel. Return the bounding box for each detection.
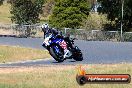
[49,44,65,62]
[72,46,83,61]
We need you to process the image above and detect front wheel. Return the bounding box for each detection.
[49,44,65,62]
[72,46,83,61]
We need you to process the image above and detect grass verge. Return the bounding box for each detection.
[0,64,131,88]
[0,45,50,63]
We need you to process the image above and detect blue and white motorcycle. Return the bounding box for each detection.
[42,34,83,62]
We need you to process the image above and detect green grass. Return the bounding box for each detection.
[0,45,50,63]
[0,64,131,88]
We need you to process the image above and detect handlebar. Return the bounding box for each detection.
[70,38,77,41]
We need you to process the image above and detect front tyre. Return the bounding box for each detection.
[49,44,65,62]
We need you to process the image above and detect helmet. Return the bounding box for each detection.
[41,23,49,29]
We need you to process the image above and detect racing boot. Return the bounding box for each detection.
[64,49,72,59]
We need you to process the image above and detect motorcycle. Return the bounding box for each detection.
[42,34,83,62]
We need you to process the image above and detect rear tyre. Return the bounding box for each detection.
[49,44,65,62]
[72,46,83,61]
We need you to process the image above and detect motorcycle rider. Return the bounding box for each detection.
[41,24,71,59]
[41,24,61,46]
[41,23,49,39]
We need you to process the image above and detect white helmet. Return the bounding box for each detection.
[42,23,49,29]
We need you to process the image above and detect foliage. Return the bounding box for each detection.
[82,13,108,30]
[97,0,132,32]
[42,0,55,17]
[123,33,132,42]
[10,0,45,24]
[0,0,4,5]
[49,0,90,29]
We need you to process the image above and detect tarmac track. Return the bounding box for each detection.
[0,37,132,67]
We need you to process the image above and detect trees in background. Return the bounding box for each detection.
[10,0,45,24]
[2,0,132,31]
[0,0,4,5]
[42,0,55,17]
[0,0,3,4]
[10,0,45,37]
[49,0,90,29]
[97,0,132,31]
[82,13,108,31]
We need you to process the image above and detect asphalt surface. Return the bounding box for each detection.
[0,37,132,67]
